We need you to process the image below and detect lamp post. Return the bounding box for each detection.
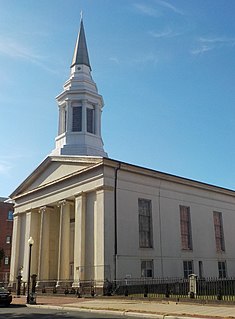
[26,236,34,304]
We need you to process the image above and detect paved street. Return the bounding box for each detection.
[0,305,126,319]
[5,295,235,319]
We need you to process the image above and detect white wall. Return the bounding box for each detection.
[110,167,235,279]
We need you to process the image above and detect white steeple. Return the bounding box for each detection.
[51,18,108,157]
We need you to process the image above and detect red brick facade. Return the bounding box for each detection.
[0,199,14,282]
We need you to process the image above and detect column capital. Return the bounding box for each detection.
[81,99,88,105]
[57,199,73,207]
[94,102,101,109]
[74,191,86,198]
[65,99,71,106]
[39,205,54,213]
[13,211,20,217]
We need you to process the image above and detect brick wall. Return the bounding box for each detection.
[0,201,14,281]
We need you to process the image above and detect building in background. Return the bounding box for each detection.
[0,198,14,283]
[9,19,235,288]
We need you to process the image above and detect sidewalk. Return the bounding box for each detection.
[12,295,235,319]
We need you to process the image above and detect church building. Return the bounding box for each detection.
[9,19,235,288]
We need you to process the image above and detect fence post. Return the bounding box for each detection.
[124,278,128,296]
[188,274,197,298]
[165,283,170,298]
[31,274,37,293]
[16,275,22,297]
[217,287,222,300]
[144,285,148,297]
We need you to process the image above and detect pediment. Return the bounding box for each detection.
[11,155,103,198]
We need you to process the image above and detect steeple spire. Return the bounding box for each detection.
[51,18,107,158]
[71,16,91,69]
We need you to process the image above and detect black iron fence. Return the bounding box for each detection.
[107,277,235,301]
[0,272,10,288]
[6,276,235,302]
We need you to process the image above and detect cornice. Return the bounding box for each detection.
[103,158,235,199]
[12,158,104,201]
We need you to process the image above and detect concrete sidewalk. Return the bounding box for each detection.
[12,295,235,319]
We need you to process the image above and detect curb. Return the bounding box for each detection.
[26,304,210,319]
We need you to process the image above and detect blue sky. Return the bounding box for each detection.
[1,0,235,197]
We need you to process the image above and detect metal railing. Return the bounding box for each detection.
[6,276,235,302]
[0,272,10,288]
[109,277,235,301]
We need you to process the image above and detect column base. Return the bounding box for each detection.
[72,280,80,288]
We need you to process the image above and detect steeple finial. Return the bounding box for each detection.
[80,10,83,21]
[71,16,91,69]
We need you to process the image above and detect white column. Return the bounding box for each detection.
[56,200,71,286]
[58,105,63,134]
[82,100,87,133]
[94,103,100,136]
[73,192,86,287]
[23,211,32,282]
[9,212,21,285]
[18,210,40,282]
[37,207,50,284]
[59,104,66,134]
[94,188,105,282]
[66,99,71,132]
[99,105,102,137]
[95,186,114,282]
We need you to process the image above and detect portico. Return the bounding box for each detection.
[10,156,114,288]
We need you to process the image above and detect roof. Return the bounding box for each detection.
[10,155,103,198]
[71,19,91,69]
[10,154,235,201]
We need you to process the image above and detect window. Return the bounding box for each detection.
[139,199,153,248]
[6,236,11,244]
[198,261,204,279]
[72,106,82,132]
[218,261,227,278]
[7,210,13,221]
[213,211,225,252]
[180,206,192,250]
[183,260,193,278]
[141,260,153,278]
[4,256,9,265]
[87,107,95,134]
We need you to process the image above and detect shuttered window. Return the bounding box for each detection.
[141,260,153,278]
[87,107,95,134]
[180,206,192,250]
[72,106,82,132]
[139,199,153,248]
[213,211,225,252]
[183,260,193,278]
[218,261,227,278]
